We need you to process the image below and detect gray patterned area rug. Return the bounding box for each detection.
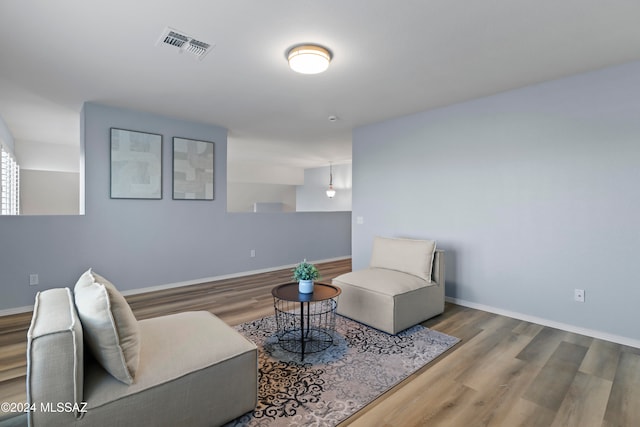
[224,315,459,427]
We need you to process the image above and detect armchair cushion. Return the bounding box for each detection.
[370,236,436,282]
[27,288,84,419]
[332,268,431,295]
[74,269,140,385]
[83,311,257,410]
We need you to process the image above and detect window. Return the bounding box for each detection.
[1,143,20,215]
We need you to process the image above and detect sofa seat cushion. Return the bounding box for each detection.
[83,310,257,409]
[333,267,431,296]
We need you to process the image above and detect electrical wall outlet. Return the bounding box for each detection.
[29,274,39,286]
[574,289,585,303]
[250,249,256,258]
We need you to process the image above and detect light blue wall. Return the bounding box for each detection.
[0,103,351,310]
[353,60,640,342]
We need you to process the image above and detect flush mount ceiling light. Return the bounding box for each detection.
[287,45,331,74]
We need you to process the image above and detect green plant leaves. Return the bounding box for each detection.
[292,260,320,281]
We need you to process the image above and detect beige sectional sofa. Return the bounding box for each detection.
[333,236,445,334]
[27,272,257,427]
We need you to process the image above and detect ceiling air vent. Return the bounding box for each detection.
[163,31,189,48]
[185,39,210,57]
[157,27,214,60]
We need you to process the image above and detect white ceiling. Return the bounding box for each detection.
[1,0,640,170]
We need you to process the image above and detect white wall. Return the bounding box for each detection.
[0,103,351,311]
[227,182,296,212]
[20,170,80,215]
[296,164,352,212]
[15,140,79,173]
[0,115,15,153]
[227,162,302,212]
[227,162,303,185]
[228,163,353,213]
[353,60,640,344]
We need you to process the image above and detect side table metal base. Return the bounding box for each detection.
[272,283,340,361]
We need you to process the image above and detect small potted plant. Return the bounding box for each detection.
[293,259,320,293]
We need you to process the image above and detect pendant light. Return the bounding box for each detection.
[326,163,336,198]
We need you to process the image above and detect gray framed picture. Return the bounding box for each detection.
[172,137,214,200]
[110,128,163,199]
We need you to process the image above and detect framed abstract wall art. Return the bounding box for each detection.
[172,137,214,200]
[110,128,163,199]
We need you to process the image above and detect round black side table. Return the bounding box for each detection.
[271,282,341,361]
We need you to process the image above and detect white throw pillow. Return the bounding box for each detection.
[369,236,436,282]
[74,269,140,384]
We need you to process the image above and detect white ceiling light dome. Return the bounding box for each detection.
[288,45,332,74]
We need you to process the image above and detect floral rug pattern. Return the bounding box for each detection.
[224,315,459,427]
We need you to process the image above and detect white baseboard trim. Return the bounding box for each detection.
[445,296,640,349]
[0,304,34,317]
[119,256,351,297]
[0,256,351,317]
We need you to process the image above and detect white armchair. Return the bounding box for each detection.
[333,236,445,334]
[27,281,257,427]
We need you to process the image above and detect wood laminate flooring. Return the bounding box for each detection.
[1,258,638,426]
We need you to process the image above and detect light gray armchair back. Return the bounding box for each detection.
[432,249,445,286]
[27,288,84,426]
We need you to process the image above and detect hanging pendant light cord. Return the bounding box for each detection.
[329,163,333,186]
